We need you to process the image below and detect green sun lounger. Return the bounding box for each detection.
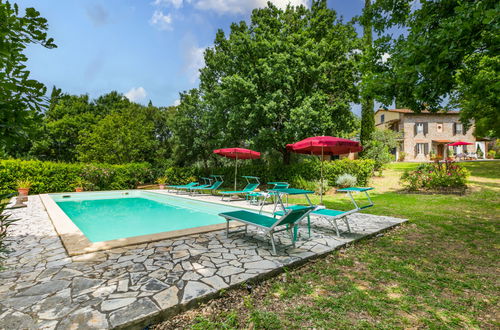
[274,187,374,237]
[189,175,224,195]
[219,206,315,254]
[219,176,260,201]
[167,182,199,192]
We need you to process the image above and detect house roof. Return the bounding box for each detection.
[375,108,460,115]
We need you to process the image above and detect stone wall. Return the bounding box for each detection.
[401,113,475,161]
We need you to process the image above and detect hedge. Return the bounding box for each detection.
[0,160,154,194]
[0,158,375,195]
[164,158,376,189]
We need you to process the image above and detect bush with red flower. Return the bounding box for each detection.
[400,161,469,191]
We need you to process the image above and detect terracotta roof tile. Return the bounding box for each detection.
[376,108,460,114]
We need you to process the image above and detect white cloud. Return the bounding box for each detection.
[173,99,181,106]
[125,87,147,102]
[153,0,185,9]
[185,45,206,83]
[195,0,310,15]
[150,10,173,30]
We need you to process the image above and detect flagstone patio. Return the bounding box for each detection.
[0,192,406,329]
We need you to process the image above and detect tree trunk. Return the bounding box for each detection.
[360,0,375,152]
[282,149,291,165]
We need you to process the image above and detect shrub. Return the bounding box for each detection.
[400,161,469,191]
[0,160,154,194]
[163,158,375,189]
[0,193,17,269]
[487,150,496,159]
[335,174,357,188]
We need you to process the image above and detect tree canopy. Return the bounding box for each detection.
[0,1,56,153]
[176,0,361,164]
[365,0,500,137]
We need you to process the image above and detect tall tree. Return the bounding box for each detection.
[360,0,376,149]
[196,0,360,163]
[0,1,56,154]
[367,0,499,137]
[77,104,160,164]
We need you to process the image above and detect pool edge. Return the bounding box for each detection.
[40,192,244,256]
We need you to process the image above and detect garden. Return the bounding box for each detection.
[153,161,500,329]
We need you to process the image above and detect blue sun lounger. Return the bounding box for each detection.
[167,182,199,192]
[219,206,315,254]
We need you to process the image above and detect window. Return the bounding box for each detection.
[416,123,424,134]
[416,143,428,155]
[380,114,385,123]
[437,123,443,133]
[455,123,463,134]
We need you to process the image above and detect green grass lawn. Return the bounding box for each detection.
[155,161,500,329]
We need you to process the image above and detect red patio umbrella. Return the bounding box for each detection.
[287,136,363,204]
[213,148,261,190]
[447,141,473,146]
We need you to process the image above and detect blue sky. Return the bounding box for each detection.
[18,0,368,112]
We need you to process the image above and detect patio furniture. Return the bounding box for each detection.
[219,206,315,254]
[219,176,260,201]
[167,182,199,193]
[247,182,290,206]
[189,175,224,195]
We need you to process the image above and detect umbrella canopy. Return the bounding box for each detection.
[447,141,473,146]
[213,148,260,190]
[286,136,362,204]
[287,136,363,155]
[213,148,261,159]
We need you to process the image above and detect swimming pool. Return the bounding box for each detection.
[48,191,243,243]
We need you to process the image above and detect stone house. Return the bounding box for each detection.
[374,109,487,161]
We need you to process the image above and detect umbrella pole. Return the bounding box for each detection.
[320,146,324,205]
[234,155,238,191]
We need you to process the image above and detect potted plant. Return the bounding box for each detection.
[156,176,167,190]
[74,177,87,192]
[16,179,32,196]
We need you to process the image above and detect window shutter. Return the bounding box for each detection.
[453,123,456,135]
[424,143,429,155]
[414,123,417,136]
[463,125,466,135]
[414,144,418,156]
[424,122,428,135]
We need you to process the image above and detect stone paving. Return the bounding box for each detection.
[0,192,406,329]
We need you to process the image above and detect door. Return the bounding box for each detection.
[437,144,444,158]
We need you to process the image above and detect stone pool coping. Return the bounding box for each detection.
[40,192,245,256]
[0,193,407,329]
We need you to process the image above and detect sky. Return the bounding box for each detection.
[18,0,369,113]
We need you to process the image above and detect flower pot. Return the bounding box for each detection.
[159,184,165,190]
[75,187,83,192]
[18,188,29,196]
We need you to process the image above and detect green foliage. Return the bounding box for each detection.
[0,160,154,194]
[163,158,375,189]
[400,161,469,191]
[0,1,56,154]
[366,0,500,137]
[335,173,357,188]
[174,0,360,164]
[77,104,159,164]
[361,129,400,171]
[0,192,17,268]
[359,0,375,149]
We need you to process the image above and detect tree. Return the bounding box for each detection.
[77,105,160,164]
[196,0,360,163]
[0,1,56,154]
[366,0,500,137]
[170,89,219,167]
[361,129,400,173]
[359,0,376,150]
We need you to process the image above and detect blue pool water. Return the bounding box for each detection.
[50,191,242,242]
